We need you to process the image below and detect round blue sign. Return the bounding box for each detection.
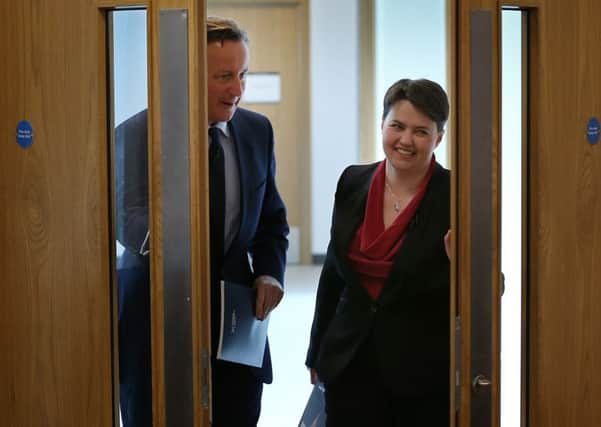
[16,120,34,149]
[587,117,600,145]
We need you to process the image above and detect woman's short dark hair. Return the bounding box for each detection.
[207,16,249,45]
[382,79,449,132]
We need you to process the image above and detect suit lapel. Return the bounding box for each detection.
[332,164,377,290]
[378,164,446,301]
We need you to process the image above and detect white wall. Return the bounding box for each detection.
[375,0,449,167]
[113,10,148,127]
[310,0,360,256]
[310,0,449,257]
[112,10,148,260]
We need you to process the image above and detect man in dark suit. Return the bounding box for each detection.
[116,16,289,427]
[205,16,289,427]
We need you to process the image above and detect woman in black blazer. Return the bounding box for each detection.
[306,78,451,426]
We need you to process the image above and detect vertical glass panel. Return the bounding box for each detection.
[501,9,523,427]
[374,0,449,167]
[108,9,151,427]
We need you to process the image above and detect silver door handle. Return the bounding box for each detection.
[472,374,492,391]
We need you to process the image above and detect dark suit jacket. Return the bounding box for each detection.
[214,108,289,383]
[306,161,450,396]
[115,109,149,258]
[115,108,289,384]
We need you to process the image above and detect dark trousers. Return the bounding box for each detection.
[118,255,152,427]
[324,339,449,427]
[211,359,264,427]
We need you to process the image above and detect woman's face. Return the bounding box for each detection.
[381,99,443,175]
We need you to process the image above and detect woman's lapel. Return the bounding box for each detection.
[332,164,377,289]
[378,164,445,301]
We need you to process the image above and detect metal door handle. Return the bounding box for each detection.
[472,374,492,391]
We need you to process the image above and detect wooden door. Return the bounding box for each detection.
[525,0,601,425]
[0,1,113,426]
[207,0,310,263]
[454,0,601,426]
[0,1,211,426]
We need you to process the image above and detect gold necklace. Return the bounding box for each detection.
[385,180,402,212]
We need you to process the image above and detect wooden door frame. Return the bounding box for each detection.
[454,0,502,425]
[509,1,601,426]
[455,2,547,427]
[98,1,210,426]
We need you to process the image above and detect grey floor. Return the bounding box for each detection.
[258,264,321,427]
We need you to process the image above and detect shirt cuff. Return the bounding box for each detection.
[254,274,283,291]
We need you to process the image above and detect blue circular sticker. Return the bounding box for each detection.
[587,117,600,145]
[16,120,34,149]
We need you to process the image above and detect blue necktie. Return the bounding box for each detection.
[209,127,225,282]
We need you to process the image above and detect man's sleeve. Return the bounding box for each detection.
[248,119,289,285]
[115,110,149,255]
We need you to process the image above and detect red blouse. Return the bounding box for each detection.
[348,158,435,300]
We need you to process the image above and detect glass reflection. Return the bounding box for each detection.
[109,9,151,427]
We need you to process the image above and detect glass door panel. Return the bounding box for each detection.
[108,9,151,427]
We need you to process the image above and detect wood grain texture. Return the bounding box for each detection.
[0,1,112,426]
[147,3,211,426]
[96,0,149,7]
[527,0,601,425]
[188,1,212,426]
[455,1,501,426]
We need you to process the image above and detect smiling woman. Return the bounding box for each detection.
[229,0,454,425]
[380,80,447,228]
[305,78,451,427]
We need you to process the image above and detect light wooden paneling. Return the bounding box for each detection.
[0,1,112,426]
[527,0,601,425]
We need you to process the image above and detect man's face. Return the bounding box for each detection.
[207,39,249,124]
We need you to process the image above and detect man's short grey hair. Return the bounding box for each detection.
[207,16,249,44]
